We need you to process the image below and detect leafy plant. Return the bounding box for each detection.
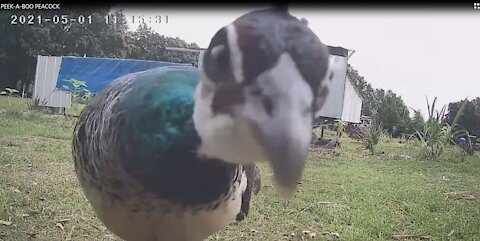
[80,92,95,104]
[362,118,384,154]
[335,119,346,138]
[1,87,19,96]
[63,79,87,91]
[63,79,94,104]
[414,97,470,160]
[1,87,20,106]
[27,97,48,111]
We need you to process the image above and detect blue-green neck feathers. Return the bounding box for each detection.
[114,66,238,205]
[124,67,199,154]
[115,66,201,179]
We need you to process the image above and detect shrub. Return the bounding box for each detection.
[414,97,470,160]
[362,118,384,154]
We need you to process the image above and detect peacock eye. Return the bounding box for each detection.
[262,96,273,116]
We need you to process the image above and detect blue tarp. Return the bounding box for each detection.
[56,56,192,94]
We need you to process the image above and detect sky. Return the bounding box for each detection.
[114,5,480,118]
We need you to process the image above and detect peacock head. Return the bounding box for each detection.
[193,8,332,197]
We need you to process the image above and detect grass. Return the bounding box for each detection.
[1,96,479,241]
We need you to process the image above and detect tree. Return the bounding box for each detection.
[375,89,411,137]
[410,109,425,133]
[126,23,200,65]
[348,64,413,137]
[0,11,40,92]
[445,97,480,137]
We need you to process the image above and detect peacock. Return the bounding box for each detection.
[72,6,332,241]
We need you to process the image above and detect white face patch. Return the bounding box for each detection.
[193,52,315,170]
[243,52,313,121]
[225,24,244,83]
[193,73,265,164]
[242,52,313,159]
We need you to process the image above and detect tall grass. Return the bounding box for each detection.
[335,119,346,138]
[414,97,469,160]
[27,97,48,111]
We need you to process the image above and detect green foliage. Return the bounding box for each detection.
[410,109,425,134]
[64,78,87,90]
[1,97,480,240]
[62,79,93,104]
[350,61,478,142]
[27,97,48,111]
[1,87,19,96]
[362,118,384,154]
[126,23,200,65]
[1,87,20,106]
[335,119,346,138]
[375,89,412,137]
[415,97,470,161]
[348,64,412,137]
[79,92,95,104]
[445,97,480,137]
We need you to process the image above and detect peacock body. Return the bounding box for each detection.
[74,66,259,240]
[73,7,331,241]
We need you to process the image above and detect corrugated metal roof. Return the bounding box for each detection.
[327,46,349,57]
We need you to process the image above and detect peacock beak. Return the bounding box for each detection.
[243,53,314,198]
[252,116,310,198]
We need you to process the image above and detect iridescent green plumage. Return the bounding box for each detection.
[72,65,262,240]
[120,66,199,155]
[74,66,251,207]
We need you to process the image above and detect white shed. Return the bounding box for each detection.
[315,46,363,124]
[32,55,72,108]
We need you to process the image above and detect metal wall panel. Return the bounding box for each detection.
[341,78,363,123]
[198,50,205,70]
[315,54,348,119]
[33,55,71,108]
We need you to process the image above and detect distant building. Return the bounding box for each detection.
[315,46,363,124]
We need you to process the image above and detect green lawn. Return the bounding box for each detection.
[1,96,479,241]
